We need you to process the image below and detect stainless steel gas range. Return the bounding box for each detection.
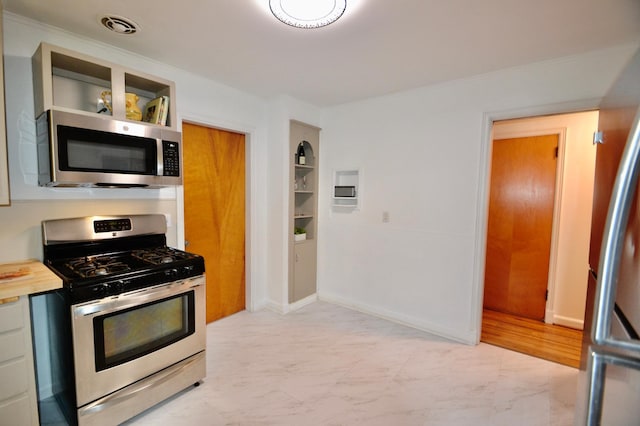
[41,214,206,426]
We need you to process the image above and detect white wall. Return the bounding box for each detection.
[0,14,276,397]
[317,44,639,344]
[492,111,599,330]
[2,9,638,364]
[0,14,272,312]
[0,18,329,393]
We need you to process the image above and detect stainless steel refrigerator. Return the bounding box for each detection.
[576,47,640,425]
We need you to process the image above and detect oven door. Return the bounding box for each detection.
[71,275,205,407]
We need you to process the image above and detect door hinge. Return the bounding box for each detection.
[593,131,604,145]
[545,290,548,301]
[554,146,558,158]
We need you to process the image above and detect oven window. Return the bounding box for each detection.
[93,292,195,371]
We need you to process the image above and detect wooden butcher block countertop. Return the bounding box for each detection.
[0,259,62,301]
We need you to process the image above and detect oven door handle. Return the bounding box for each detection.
[79,351,205,416]
[72,279,203,318]
[74,278,204,318]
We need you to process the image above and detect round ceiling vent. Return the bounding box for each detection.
[100,15,140,35]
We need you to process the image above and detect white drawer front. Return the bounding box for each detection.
[0,298,25,334]
[0,358,28,401]
[0,331,26,363]
[0,393,34,425]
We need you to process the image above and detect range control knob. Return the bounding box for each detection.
[112,280,125,293]
[93,283,109,297]
[165,268,178,278]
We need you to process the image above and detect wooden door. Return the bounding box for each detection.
[183,122,245,323]
[483,134,558,320]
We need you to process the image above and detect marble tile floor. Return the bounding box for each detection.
[121,301,578,426]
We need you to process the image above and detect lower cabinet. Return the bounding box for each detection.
[293,241,318,302]
[0,296,39,425]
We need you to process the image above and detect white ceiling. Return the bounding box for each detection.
[3,0,640,107]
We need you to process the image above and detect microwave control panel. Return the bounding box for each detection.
[162,141,180,176]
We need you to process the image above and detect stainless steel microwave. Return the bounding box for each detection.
[36,109,182,188]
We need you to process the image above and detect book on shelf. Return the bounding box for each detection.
[143,96,170,125]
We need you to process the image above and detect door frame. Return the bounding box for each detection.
[177,114,257,313]
[487,126,568,323]
[472,100,599,344]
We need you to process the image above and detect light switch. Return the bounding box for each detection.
[382,211,390,223]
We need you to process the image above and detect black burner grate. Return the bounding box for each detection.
[66,256,132,278]
[131,247,195,265]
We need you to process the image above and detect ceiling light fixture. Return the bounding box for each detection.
[269,0,346,29]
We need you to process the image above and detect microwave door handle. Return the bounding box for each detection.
[157,138,164,176]
[594,106,640,352]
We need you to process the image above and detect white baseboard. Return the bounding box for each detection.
[265,300,286,314]
[545,308,554,324]
[262,292,478,344]
[38,384,53,400]
[263,293,318,314]
[318,292,476,345]
[553,314,584,330]
[249,299,269,313]
[287,293,318,312]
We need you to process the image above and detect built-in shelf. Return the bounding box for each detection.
[289,122,320,304]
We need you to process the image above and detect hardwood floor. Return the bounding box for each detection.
[481,309,583,368]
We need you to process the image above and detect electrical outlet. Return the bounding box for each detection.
[382,211,390,223]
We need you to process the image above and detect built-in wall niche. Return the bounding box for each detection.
[332,169,360,210]
[294,165,315,239]
[289,120,320,304]
[294,140,315,167]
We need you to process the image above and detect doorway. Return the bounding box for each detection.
[182,122,246,323]
[480,111,599,365]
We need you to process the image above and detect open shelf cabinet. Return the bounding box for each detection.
[32,43,177,130]
[289,121,320,303]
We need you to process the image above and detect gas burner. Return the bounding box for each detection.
[132,247,194,266]
[66,256,132,278]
